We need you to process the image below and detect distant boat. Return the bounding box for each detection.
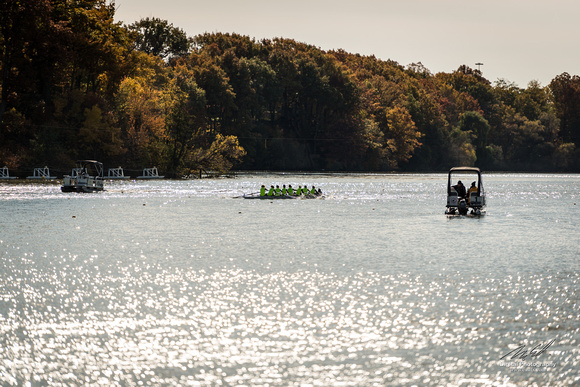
[27,166,56,180]
[137,167,164,179]
[107,167,130,180]
[61,160,105,193]
[445,166,486,215]
[243,193,296,199]
[0,166,16,180]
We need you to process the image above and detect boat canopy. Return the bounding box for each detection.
[76,160,104,177]
[447,166,484,196]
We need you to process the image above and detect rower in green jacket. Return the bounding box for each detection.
[281,185,287,195]
[267,185,275,196]
[275,185,281,195]
[260,185,266,196]
[302,185,310,195]
[310,186,317,195]
[287,185,294,195]
[295,185,302,195]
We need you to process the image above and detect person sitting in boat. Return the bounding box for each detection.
[317,188,322,196]
[281,185,287,195]
[287,185,294,195]
[453,180,466,198]
[467,181,477,203]
[260,185,266,196]
[267,185,275,196]
[275,185,281,196]
[302,185,310,195]
[310,186,317,195]
[295,185,302,195]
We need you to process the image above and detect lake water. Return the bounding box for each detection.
[0,173,578,386]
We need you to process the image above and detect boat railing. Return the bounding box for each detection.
[469,192,485,206]
[142,167,159,177]
[107,167,125,178]
[137,167,164,179]
[27,166,56,179]
[71,168,86,177]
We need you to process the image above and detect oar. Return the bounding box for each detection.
[232,191,259,198]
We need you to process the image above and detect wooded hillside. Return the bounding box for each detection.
[2,0,579,176]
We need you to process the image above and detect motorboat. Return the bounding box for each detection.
[445,167,486,215]
[61,160,105,192]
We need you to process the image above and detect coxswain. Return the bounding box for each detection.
[260,185,266,196]
[267,185,275,196]
[317,188,322,196]
[287,185,294,195]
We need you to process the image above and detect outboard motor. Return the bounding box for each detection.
[458,199,468,215]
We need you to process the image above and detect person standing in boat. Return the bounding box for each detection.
[260,185,266,196]
[467,181,477,202]
[453,180,466,198]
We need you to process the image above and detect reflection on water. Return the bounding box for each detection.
[0,173,578,385]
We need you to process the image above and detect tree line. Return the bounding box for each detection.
[2,0,579,177]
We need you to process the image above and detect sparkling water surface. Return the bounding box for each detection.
[0,173,578,386]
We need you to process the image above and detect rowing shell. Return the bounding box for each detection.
[242,193,324,199]
[243,193,296,199]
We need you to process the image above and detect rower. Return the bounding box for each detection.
[310,186,317,195]
[275,185,281,196]
[302,185,309,195]
[260,185,266,196]
[267,185,275,196]
[295,185,302,195]
[287,185,294,195]
[281,184,287,195]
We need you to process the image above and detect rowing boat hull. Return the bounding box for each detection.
[242,194,324,199]
[243,194,295,199]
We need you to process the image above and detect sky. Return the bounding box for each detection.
[113,0,580,88]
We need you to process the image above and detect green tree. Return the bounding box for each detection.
[165,67,207,177]
[457,111,490,165]
[549,73,580,144]
[128,17,191,59]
